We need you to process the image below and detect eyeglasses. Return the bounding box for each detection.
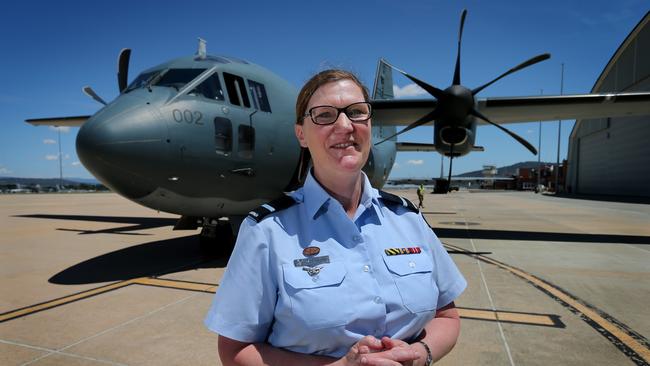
[304,102,372,125]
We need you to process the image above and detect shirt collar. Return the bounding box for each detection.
[302,170,381,219]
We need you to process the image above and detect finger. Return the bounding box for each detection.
[357,336,383,351]
[360,355,403,366]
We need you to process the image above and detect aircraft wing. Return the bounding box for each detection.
[25,115,90,127]
[372,92,650,126]
[396,142,437,152]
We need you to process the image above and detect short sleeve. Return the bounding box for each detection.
[419,214,467,309]
[204,218,277,342]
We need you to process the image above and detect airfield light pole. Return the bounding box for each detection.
[57,127,63,188]
[555,63,564,193]
[537,89,543,193]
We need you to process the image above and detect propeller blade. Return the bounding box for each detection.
[375,109,440,145]
[472,53,550,95]
[118,48,131,93]
[382,60,446,100]
[470,108,538,155]
[82,86,107,106]
[452,9,468,86]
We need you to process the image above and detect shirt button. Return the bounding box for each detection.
[409,261,416,268]
[363,265,370,272]
[353,235,363,243]
[373,296,382,304]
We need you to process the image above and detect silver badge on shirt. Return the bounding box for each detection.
[293,255,330,268]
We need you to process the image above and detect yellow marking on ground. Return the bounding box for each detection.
[134,277,217,292]
[0,279,138,322]
[458,308,557,326]
[445,243,650,363]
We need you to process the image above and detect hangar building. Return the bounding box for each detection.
[565,12,650,197]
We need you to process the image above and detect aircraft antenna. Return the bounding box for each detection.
[197,38,207,60]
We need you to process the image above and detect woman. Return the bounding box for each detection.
[205,70,466,366]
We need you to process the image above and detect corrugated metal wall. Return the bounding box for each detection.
[567,16,650,197]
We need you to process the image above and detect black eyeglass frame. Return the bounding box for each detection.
[303,102,372,125]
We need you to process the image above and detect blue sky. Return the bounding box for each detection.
[1,0,647,180]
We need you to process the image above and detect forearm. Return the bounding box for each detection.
[219,336,341,366]
[411,303,461,365]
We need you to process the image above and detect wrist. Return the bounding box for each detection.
[416,340,433,366]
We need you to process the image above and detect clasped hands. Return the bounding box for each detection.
[342,335,421,366]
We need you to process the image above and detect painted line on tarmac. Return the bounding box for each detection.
[134,277,217,293]
[0,279,138,323]
[1,277,561,330]
[443,242,650,366]
[0,277,218,323]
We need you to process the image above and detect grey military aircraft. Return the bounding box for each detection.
[27,10,650,245]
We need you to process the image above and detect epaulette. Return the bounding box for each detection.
[378,190,419,213]
[247,194,297,223]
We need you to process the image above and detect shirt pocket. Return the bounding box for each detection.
[282,261,353,329]
[382,254,438,313]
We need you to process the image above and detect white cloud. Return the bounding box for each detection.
[49,126,71,133]
[407,159,424,165]
[0,166,11,174]
[392,162,400,169]
[43,139,56,144]
[393,84,427,98]
[72,161,81,166]
[64,154,70,160]
[45,155,59,160]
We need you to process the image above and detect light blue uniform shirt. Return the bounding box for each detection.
[205,172,466,358]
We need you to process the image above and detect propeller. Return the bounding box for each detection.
[117,48,131,93]
[82,86,107,105]
[376,9,547,159]
[81,48,132,106]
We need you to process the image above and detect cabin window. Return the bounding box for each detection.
[214,117,232,155]
[248,80,272,112]
[238,125,255,159]
[191,73,224,100]
[154,68,206,90]
[223,72,251,108]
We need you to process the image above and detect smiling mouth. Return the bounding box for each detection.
[331,142,357,149]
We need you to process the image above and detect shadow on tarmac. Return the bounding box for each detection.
[434,227,650,245]
[48,234,231,285]
[15,214,177,235]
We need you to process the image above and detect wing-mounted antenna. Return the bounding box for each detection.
[196,38,207,60]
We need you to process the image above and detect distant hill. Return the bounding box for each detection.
[456,161,556,177]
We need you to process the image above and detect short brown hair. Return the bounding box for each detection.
[295,69,369,125]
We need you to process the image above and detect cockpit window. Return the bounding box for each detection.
[124,71,159,93]
[153,68,206,90]
[191,73,224,101]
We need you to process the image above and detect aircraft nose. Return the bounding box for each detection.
[76,104,166,199]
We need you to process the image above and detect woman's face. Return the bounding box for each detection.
[295,79,371,180]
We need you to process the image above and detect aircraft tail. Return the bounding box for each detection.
[372,59,394,100]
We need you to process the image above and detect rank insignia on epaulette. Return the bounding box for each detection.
[384,247,422,256]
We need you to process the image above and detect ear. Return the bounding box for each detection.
[295,124,308,148]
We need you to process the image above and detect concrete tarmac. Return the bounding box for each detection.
[1,191,649,365]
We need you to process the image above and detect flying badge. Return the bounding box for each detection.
[302,266,323,276]
[302,246,320,256]
[384,247,422,256]
[294,255,330,268]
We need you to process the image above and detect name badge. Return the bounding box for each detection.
[294,255,330,268]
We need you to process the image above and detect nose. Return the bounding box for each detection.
[332,111,354,131]
[76,103,166,199]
